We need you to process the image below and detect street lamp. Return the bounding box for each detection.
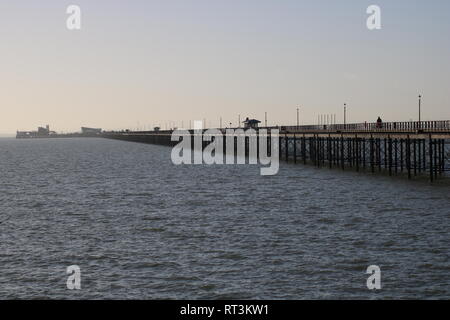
[418,94,422,123]
[296,107,300,129]
[344,103,347,128]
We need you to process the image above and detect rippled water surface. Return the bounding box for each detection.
[0,138,449,299]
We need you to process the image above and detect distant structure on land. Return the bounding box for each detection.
[243,117,261,129]
[16,125,55,138]
[81,127,102,135]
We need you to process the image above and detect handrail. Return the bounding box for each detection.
[281,120,450,132]
[103,120,450,134]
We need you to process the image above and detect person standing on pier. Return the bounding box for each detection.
[376,116,383,129]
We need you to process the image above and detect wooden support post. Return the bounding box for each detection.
[285,134,288,162]
[442,139,446,174]
[356,136,359,172]
[303,135,307,164]
[394,139,398,174]
[317,137,320,167]
[418,139,422,173]
[328,135,332,169]
[334,138,338,166]
[388,136,392,176]
[256,132,260,159]
[279,135,282,160]
[293,134,297,164]
[400,139,404,172]
[370,136,375,173]
[317,136,320,167]
[434,138,438,179]
[439,139,444,175]
[245,136,249,157]
[319,137,322,167]
[316,136,319,167]
[348,138,352,168]
[414,139,417,176]
[407,136,411,179]
[423,139,426,172]
[323,137,326,167]
[378,139,382,172]
[320,137,324,167]
[429,135,433,182]
[363,138,366,169]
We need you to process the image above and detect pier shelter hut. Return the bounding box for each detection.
[243,118,261,129]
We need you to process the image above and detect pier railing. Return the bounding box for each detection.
[108,120,450,135]
[281,120,450,133]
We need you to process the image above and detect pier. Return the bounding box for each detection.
[104,120,450,181]
[276,120,450,182]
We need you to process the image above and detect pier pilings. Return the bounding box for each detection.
[102,129,449,182]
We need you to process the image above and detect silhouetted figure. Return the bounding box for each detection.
[376,116,383,129]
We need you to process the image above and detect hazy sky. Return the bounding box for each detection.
[1,0,449,134]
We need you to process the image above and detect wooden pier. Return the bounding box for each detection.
[102,120,450,182]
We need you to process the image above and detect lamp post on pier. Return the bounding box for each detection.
[418,94,422,123]
[344,103,347,129]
